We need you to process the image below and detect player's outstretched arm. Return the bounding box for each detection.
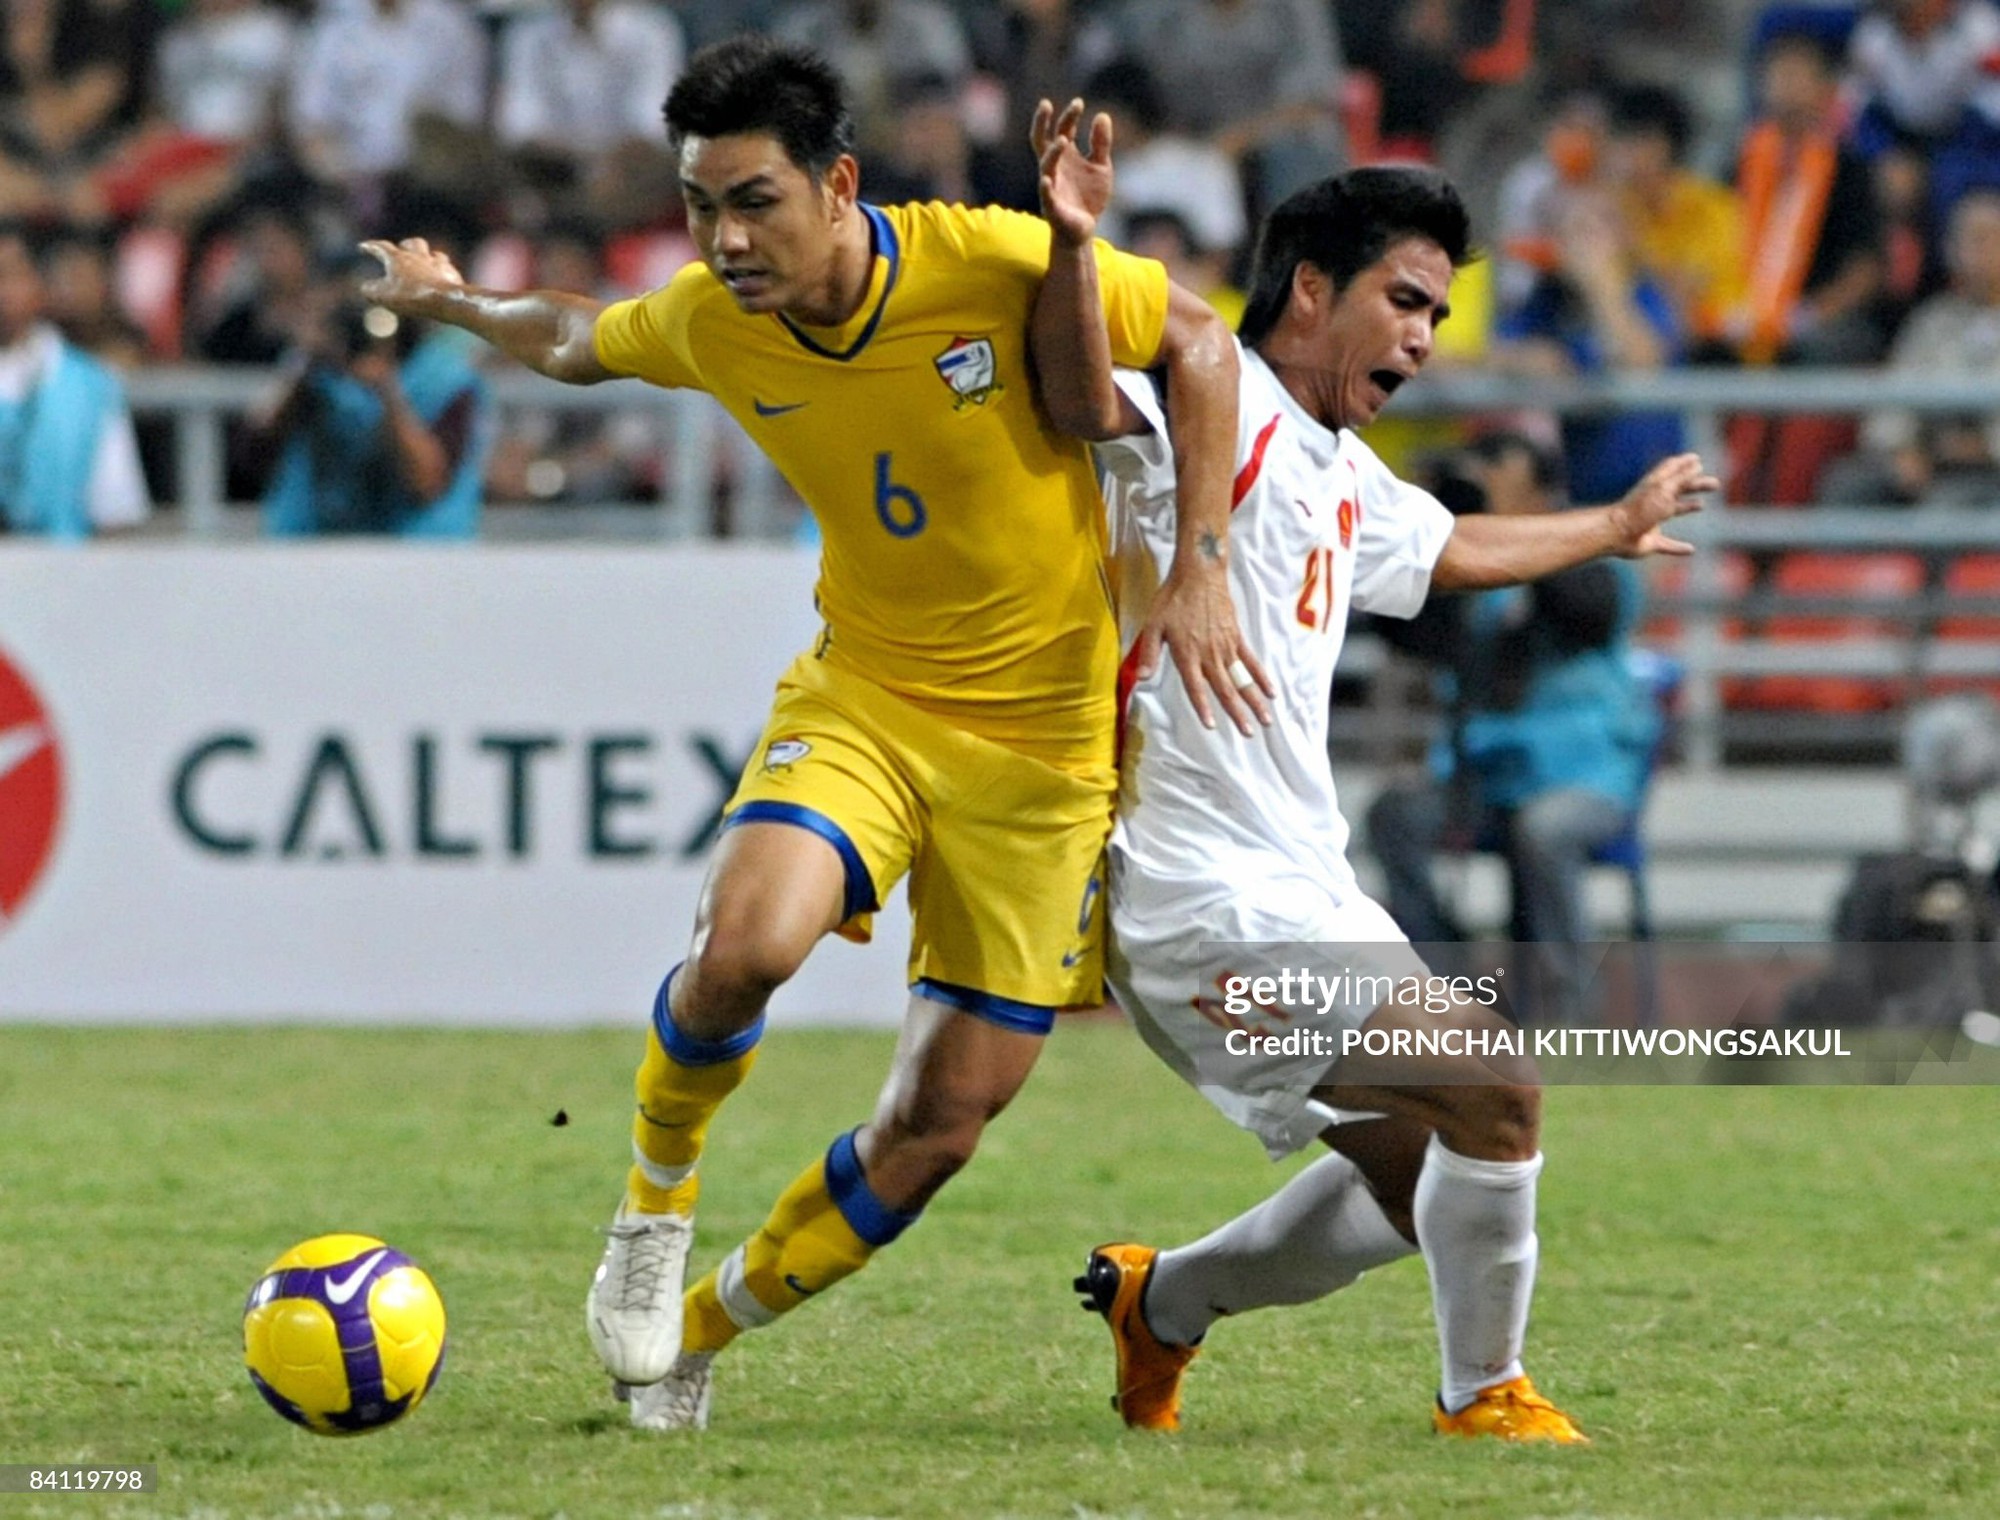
[359,238,616,386]
[1432,452,1716,591]
[1028,98,1142,439]
[1027,96,1269,734]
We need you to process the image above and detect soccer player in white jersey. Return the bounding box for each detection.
[1031,111,1714,1442]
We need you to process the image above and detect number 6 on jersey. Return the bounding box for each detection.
[874,453,928,538]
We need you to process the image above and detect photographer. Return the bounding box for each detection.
[255,283,491,538]
[1365,434,1658,1019]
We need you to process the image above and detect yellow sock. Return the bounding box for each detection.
[626,972,761,1216]
[682,1129,917,1356]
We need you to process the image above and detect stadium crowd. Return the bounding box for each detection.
[2,0,1998,530]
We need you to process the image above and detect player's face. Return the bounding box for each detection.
[679,133,854,317]
[1316,236,1453,429]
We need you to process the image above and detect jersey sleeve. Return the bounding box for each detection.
[1091,368,1174,489]
[1348,438,1455,620]
[592,264,708,390]
[942,204,1170,368]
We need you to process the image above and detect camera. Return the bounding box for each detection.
[328,302,401,362]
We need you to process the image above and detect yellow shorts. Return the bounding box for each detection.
[724,654,1114,1029]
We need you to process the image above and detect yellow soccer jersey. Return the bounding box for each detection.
[593,201,1169,774]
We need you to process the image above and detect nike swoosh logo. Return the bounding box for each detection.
[324,1249,388,1305]
[0,722,49,785]
[783,1274,818,1298]
[753,399,808,417]
[1061,950,1086,968]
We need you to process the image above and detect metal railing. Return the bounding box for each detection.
[124,362,2000,770]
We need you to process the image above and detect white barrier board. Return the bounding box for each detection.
[0,543,911,1025]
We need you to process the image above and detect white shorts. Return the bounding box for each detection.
[1106,849,1431,1159]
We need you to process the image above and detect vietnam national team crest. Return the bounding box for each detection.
[0,645,63,937]
[933,336,1003,410]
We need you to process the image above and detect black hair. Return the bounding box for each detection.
[0,219,50,263]
[1238,167,1472,345]
[1083,57,1167,136]
[1126,207,1200,256]
[1610,83,1692,163]
[1762,28,1838,73]
[1467,429,1565,494]
[665,35,855,177]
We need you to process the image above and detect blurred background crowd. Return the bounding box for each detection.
[3,0,1999,529]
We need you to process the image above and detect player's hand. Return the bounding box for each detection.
[1031,97,1113,249]
[358,237,466,316]
[1137,562,1275,735]
[1607,452,1715,558]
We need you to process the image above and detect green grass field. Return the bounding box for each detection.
[1,1021,1995,1519]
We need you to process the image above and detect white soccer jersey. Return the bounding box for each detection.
[1094,347,1454,1157]
[1098,347,1453,895]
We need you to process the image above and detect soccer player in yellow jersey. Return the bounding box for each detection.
[359,35,1271,1431]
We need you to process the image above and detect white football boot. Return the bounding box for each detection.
[586,1203,694,1385]
[625,1353,715,1432]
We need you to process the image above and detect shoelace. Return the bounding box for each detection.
[604,1219,684,1312]
[654,1355,712,1422]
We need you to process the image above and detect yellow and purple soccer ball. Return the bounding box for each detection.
[242,1234,446,1436]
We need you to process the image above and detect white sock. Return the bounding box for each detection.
[1413,1134,1543,1413]
[1145,1152,1416,1347]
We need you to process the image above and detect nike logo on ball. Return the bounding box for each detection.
[325,1249,388,1305]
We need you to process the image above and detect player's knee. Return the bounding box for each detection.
[1434,1078,1540,1160]
[686,907,812,1005]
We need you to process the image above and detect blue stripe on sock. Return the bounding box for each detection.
[651,964,764,1067]
[823,1129,919,1248]
[912,978,1057,1036]
[723,802,878,924]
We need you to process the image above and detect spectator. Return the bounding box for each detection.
[0,223,149,538]
[1729,30,1885,365]
[485,221,661,509]
[1109,0,1344,206]
[865,71,1030,210]
[1822,190,2000,507]
[62,0,297,229]
[496,0,686,220]
[191,201,324,368]
[41,227,146,369]
[155,0,295,149]
[772,0,972,156]
[1608,82,1745,347]
[1851,0,2000,220]
[1869,145,1949,341]
[1493,90,1611,315]
[0,0,162,219]
[1365,433,1657,1020]
[289,0,489,211]
[1125,208,1245,329]
[1083,57,1247,260]
[964,0,1120,138]
[1850,1,2000,145]
[1492,189,1686,501]
[255,283,493,539]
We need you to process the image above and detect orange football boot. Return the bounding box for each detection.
[1075,1244,1199,1432]
[1432,1375,1589,1444]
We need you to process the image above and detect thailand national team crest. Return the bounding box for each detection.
[764,739,812,771]
[933,336,1003,410]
